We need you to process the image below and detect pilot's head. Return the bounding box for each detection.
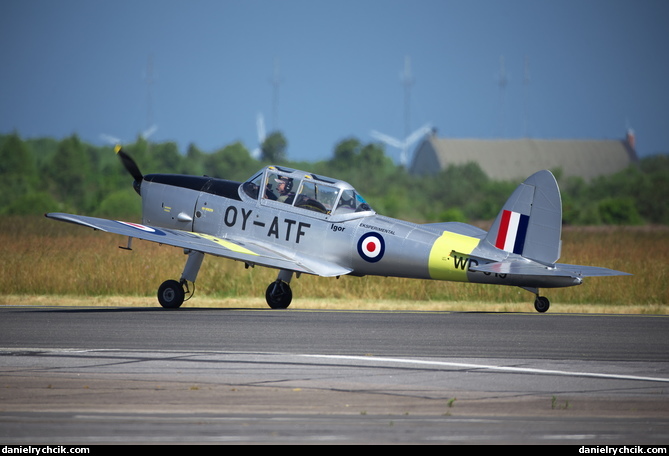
[275,176,292,194]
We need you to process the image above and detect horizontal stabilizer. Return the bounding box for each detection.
[554,263,632,277]
[471,260,631,278]
[470,261,574,277]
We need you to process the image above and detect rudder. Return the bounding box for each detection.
[485,170,562,265]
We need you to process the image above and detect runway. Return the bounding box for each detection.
[1,305,668,444]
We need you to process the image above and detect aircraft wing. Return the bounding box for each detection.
[45,213,352,278]
[470,259,631,277]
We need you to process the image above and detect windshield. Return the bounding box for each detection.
[294,180,339,214]
[241,172,263,199]
[333,189,372,215]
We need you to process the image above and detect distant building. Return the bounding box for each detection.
[409,130,638,181]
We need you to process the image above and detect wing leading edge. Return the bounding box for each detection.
[45,213,351,278]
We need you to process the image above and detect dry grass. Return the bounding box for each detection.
[1,217,667,313]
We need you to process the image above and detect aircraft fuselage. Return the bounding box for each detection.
[139,173,580,291]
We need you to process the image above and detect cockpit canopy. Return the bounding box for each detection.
[241,165,374,219]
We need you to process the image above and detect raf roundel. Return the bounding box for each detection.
[357,232,385,263]
[116,221,166,236]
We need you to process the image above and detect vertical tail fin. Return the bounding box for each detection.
[485,170,562,265]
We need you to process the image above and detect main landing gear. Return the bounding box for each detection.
[266,270,294,309]
[157,250,203,309]
[156,250,295,310]
[158,279,189,309]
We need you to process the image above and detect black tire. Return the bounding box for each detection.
[265,281,292,309]
[158,280,185,309]
[534,296,550,313]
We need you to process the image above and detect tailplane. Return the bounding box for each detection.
[484,170,562,265]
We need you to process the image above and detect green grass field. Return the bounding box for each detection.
[1,216,667,313]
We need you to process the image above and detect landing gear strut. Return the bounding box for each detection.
[157,250,204,309]
[266,270,293,309]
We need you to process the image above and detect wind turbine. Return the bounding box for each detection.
[141,124,158,141]
[99,124,158,145]
[100,57,159,147]
[251,113,266,160]
[370,123,432,167]
[99,133,122,145]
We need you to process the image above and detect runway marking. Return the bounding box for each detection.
[6,348,667,384]
[300,354,669,384]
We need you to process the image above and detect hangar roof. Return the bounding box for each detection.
[409,134,637,181]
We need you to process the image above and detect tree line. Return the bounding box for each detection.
[1,131,667,225]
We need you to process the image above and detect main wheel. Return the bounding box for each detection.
[265,280,292,309]
[534,296,550,313]
[158,280,185,309]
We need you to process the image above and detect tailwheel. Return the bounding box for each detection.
[534,296,550,313]
[158,279,186,309]
[266,280,292,309]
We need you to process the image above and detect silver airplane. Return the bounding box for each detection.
[46,146,630,312]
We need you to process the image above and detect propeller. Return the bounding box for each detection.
[115,144,144,194]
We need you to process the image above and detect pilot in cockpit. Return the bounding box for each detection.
[275,176,294,203]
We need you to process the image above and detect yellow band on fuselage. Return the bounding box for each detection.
[428,231,480,281]
[192,232,258,256]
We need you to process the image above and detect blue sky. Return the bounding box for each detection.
[1,0,668,163]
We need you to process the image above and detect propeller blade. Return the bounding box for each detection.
[115,145,144,188]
